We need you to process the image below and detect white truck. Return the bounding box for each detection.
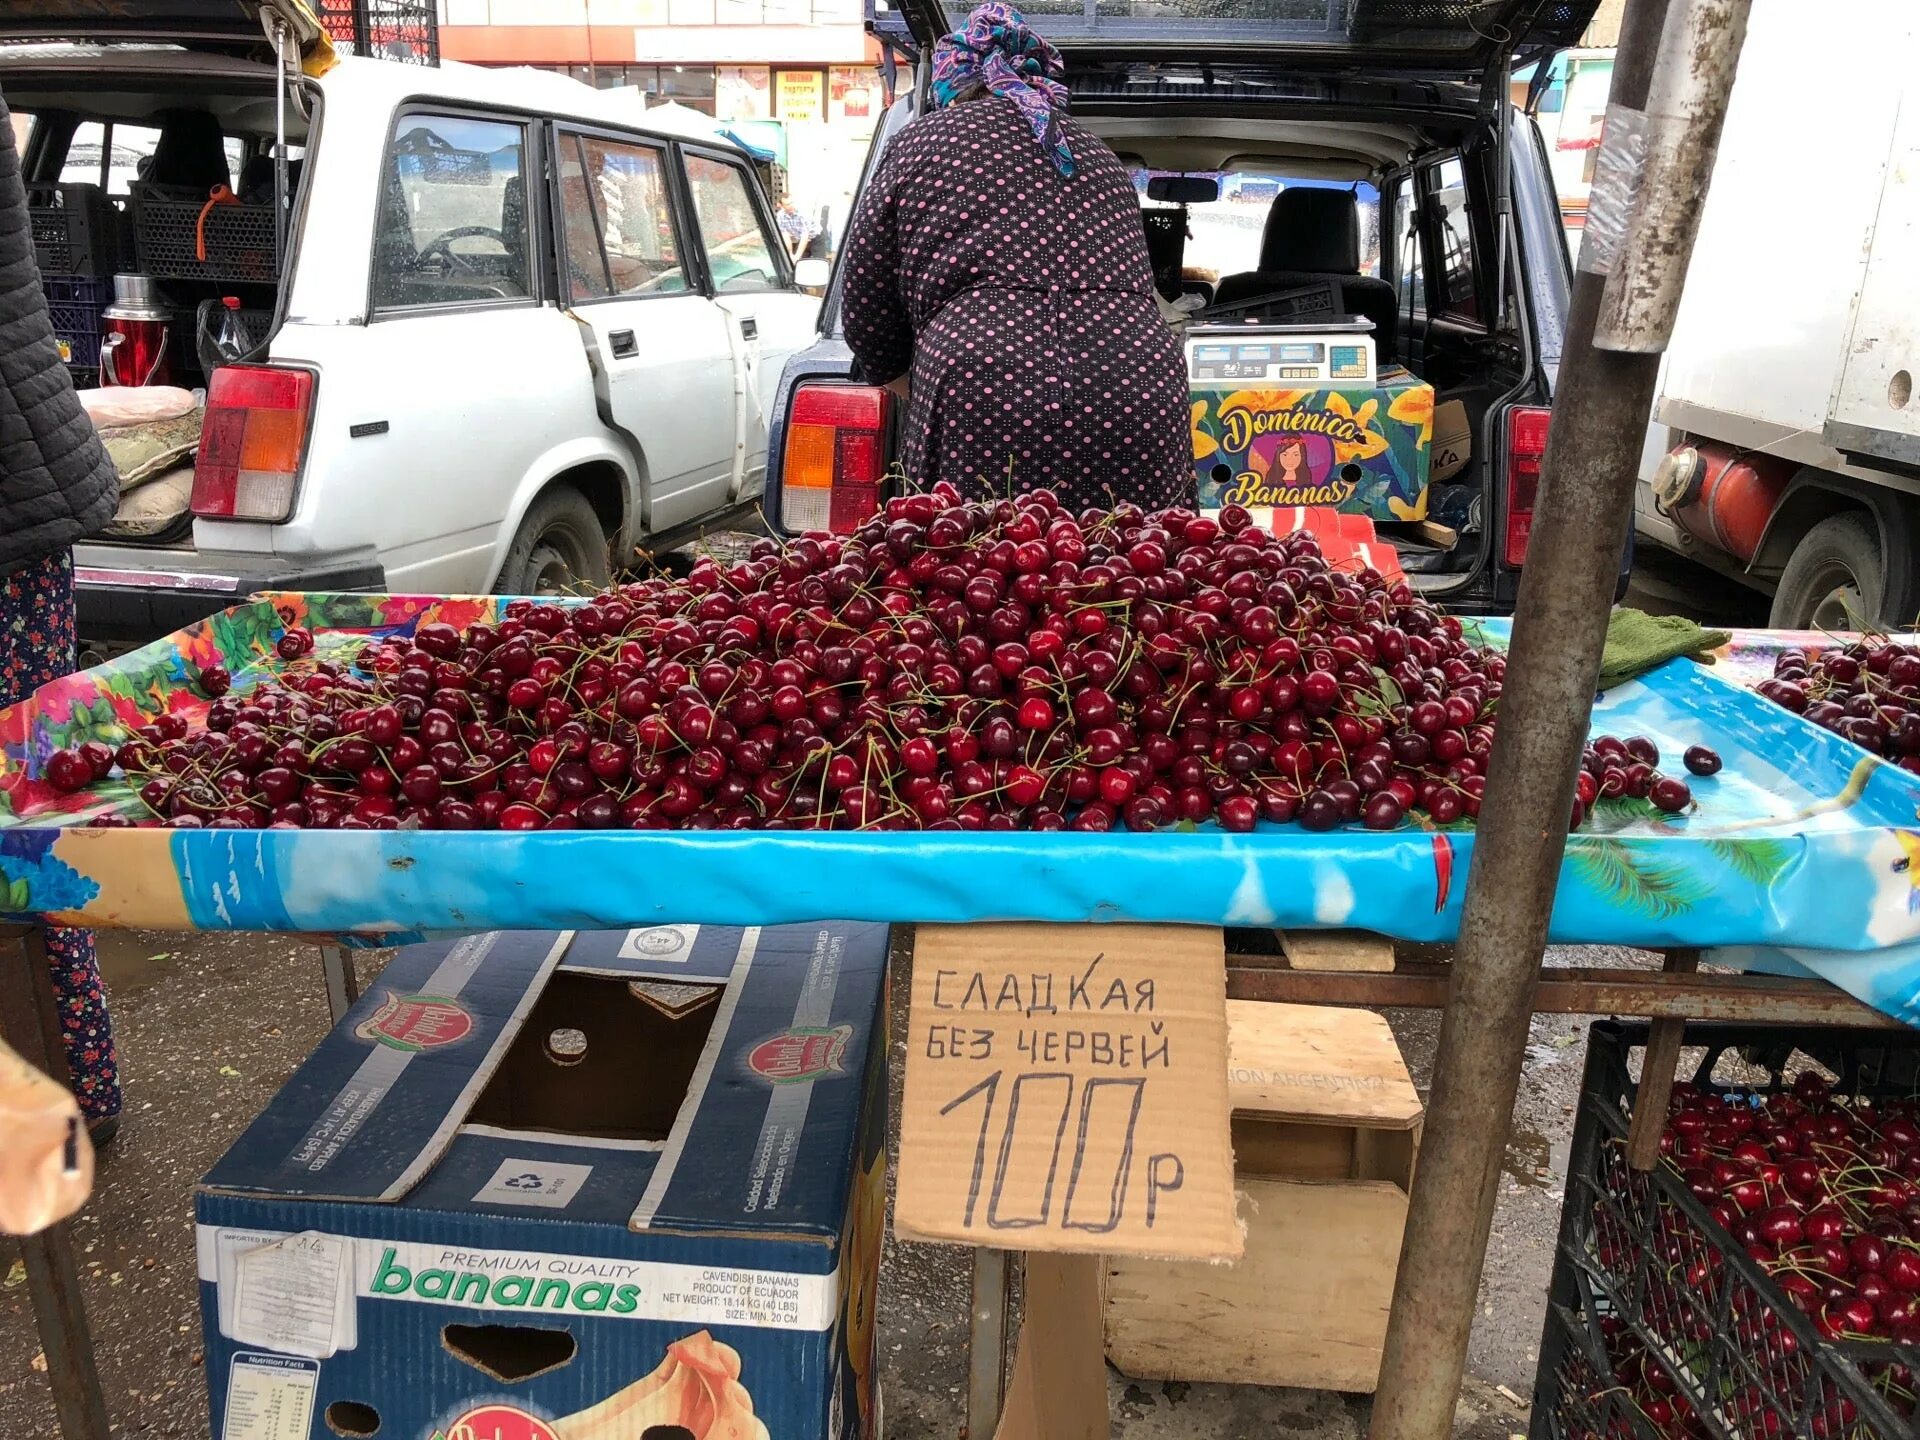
[1634,0,1920,631]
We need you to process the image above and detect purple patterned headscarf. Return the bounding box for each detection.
[932,2,1075,177]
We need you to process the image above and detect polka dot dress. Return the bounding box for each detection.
[840,95,1192,511]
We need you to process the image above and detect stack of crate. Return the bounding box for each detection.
[30,183,127,387]
[1102,1000,1423,1393]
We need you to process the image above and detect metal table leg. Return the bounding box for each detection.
[968,1246,1012,1437]
[317,943,359,1025]
[0,924,110,1440]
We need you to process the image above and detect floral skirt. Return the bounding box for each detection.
[2,550,121,1121]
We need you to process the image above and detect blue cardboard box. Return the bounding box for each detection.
[195,923,890,1440]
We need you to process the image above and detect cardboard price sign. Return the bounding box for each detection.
[895,924,1239,1260]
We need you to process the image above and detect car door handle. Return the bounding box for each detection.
[739,317,757,340]
[609,329,638,359]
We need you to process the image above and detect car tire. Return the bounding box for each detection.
[1769,511,1886,631]
[495,487,613,596]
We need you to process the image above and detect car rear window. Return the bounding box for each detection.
[1427,155,1478,322]
[1131,169,1382,286]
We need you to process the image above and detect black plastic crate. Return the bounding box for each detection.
[27,184,126,276]
[1537,1298,1670,1440]
[132,196,280,282]
[1534,1022,1920,1440]
[315,0,438,63]
[42,274,113,375]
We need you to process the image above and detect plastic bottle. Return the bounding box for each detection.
[213,296,251,364]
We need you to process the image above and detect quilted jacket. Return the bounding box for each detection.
[0,89,117,575]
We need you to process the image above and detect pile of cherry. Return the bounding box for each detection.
[1588,1073,1920,1439]
[48,489,1702,833]
[1754,640,1920,771]
[1573,733,1717,830]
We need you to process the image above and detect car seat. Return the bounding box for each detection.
[237,154,304,206]
[137,110,232,196]
[1212,188,1398,353]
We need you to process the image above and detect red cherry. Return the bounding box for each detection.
[1650,776,1693,813]
[1362,792,1405,830]
[42,748,93,793]
[1016,697,1055,731]
[1006,765,1046,808]
[1684,744,1722,776]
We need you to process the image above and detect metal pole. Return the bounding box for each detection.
[0,926,110,1440]
[967,1246,1012,1436]
[1368,4,1752,1438]
[317,943,360,1025]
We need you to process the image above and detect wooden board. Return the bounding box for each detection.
[994,1253,1110,1440]
[1224,1000,1422,1129]
[1277,930,1397,974]
[1103,1178,1408,1394]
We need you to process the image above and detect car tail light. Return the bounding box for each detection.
[193,365,314,522]
[780,384,891,533]
[1504,405,1552,567]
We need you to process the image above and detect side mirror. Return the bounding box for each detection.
[793,257,830,289]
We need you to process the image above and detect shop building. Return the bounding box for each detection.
[438,0,889,253]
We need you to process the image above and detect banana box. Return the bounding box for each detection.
[1189,328,1436,520]
[195,923,890,1440]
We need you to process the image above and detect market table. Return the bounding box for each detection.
[4,599,1919,1439]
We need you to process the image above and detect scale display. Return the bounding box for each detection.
[1187,330,1376,386]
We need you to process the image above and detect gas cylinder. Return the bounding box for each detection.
[1648,440,1793,563]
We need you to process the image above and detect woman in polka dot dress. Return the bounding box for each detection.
[839,2,1191,512]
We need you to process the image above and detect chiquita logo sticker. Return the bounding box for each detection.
[431,1402,559,1440]
[747,1024,852,1084]
[354,991,474,1052]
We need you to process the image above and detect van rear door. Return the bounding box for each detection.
[876,0,1598,83]
[0,1,328,58]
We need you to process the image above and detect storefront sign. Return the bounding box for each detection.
[829,66,879,126]
[776,69,825,123]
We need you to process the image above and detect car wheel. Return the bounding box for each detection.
[496,488,613,596]
[1769,512,1885,631]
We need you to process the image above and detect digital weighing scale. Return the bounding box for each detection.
[1186,319,1430,521]
[1185,319,1377,387]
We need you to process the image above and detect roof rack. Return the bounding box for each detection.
[314,0,438,66]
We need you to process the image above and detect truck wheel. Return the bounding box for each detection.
[1769,512,1886,630]
[496,488,613,596]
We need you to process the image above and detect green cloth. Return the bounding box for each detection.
[1598,608,1731,691]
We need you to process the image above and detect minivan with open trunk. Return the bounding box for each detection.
[763,0,1611,615]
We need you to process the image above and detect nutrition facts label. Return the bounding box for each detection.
[222,1353,318,1440]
